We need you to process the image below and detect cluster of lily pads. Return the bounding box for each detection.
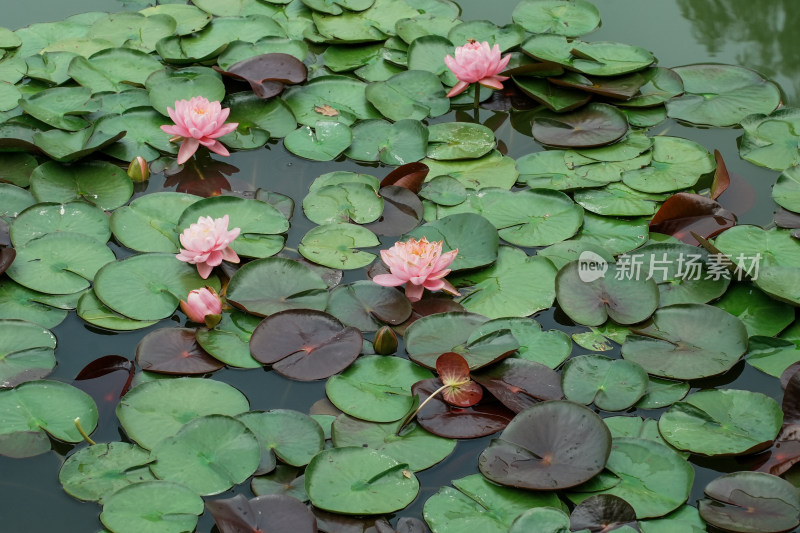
[2,0,800,531]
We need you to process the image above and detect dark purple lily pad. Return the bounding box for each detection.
[136,328,224,375]
[373,517,429,533]
[549,71,648,100]
[570,494,638,532]
[363,186,423,236]
[478,400,611,490]
[249,309,362,381]
[649,192,736,246]
[326,281,412,332]
[206,493,317,533]
[411,378,514,439]
[0,248,15,275]
[215,53,307,99]
[532,103,628,148]
[472,358,564,413]
[699,472,800,533]
[73,355,135,410]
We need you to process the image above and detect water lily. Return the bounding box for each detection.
[444,40,511,99]
[161,96,239,165]
[176,214,241,279]
[180,286,222,328]
[372,237,460,302]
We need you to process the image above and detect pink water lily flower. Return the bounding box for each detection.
[444,40,511,98]
[373,237,460,302]
[180,286,222,327]
[161,96,239,165]
[176,214,241,279]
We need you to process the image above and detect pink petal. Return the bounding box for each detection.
[221,246,240,263]
[205,140,230,157]
[177,138,200,165]
[446,81,471,98]
[372,273,407,287]
[404,283,424,302]
[479,77,505,90]
[196,262,213,279]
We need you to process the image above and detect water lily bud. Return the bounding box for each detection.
[127,156,150,182]
[180,286,223,326]
[373,326,398,355]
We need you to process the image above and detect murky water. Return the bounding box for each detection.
[1,0,798,531]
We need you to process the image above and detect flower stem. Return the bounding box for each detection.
[473,84,480,111]
[396,383,449,436]
[74,417,96,445]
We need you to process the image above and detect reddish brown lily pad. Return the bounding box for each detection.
[411,378,514,439]
[0,248,15,276]
[570,494,638,532]
[478,400,611,490]
[472,358,563,413]
[249,309,362,381]
[206,493,317,533]
[380,162,429,193]
[649,192,736,245]
[436,352,482,408]
[215,53,307,99]
[136,328,224,375]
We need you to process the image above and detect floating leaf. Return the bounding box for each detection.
[100,481,204,533]
[512,0,600,37]
[298,222,379,269]
[366,69,449,121]
[405,213,499,271]
[238,409,324,467]
[479,400,611,490]
[136,328,223,375]
[562,355,649,411]
[250,309,362,381]
[472,358,564,413]
[622,136,715,194]
[739,108,800,171]
[0,319,56,388]
[30,160,133,210]
[206,494,317,533]
[59,442,155,503]
[532,103,628,148]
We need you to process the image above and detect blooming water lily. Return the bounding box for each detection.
[444,40,511,99]
[372,237,460,302]
[176,214,241,279]
[161,96,239,165]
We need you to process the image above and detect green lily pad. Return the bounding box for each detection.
[284,75,381,127]
[619,67,684,107]
[635,377,689,409]
[433,188,584,247]
[666,64,780,127]
[116,377,249,450]
[510,507,573,533]
[450,246,557,319]
[522,35,654,76]
[404,311,519,370]
[29,161,133,211]
[555,260,659,326]
[19,86,97,131]
[100,480,204,533]
[195,310,262,368]
[639,506,705,533]
[0,319,56,388]
[773,165,800,213]
[303,181,384,225]
[405,213,499,271]
[532,104,629,148]
[33,116,128,163]
[345,118,428,165]
[0,281,69,329]
[366,69,449,121]
[238,410,324,467]
[565,213,649,255]
[59,442,156,503]
[447,21,525,51]
[140,4,212,35]
[658,389,783,456]
[714,282,795,337]
[0,153,38,187]
[332,415,455,472]
[6,232,114,295]
[574,183,666,216]
[68,48,163,93]
[604,416,687,458]
[739,108,800,171]
[97,108,175,162]
[423,474,566,533]
[0,183,35,218]
[177,195,289,259]
[746,337,800,378]
[423,150,519,190]
[699,472,800,533]
[476,317,572,369]
[407,35,456,83]
[223,91,297,139]
[568,437,694,519]
[11,202,109,247]
[622,106,667,127]
[77,290,159,332]
[513,76,592,113]
[284,121,354,161]
[219,38,308,69]
[251,465,307,501]
[305,447,419,514]
[93,254,221,321]
[226,257,329,316]
[149,414,260,496]
[325,355,433,423]
[426,123,494,161]
[298,222,378,269]
[419,176,467,206]
[622,136,715,193]
[633,242,730,306]
[0,380,98,458]
[145,66,226,116]
[512,0,600,37]
[562,355,649,411]
[110,192,202,253]
[621,303,748,380]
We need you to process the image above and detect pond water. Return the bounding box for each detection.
[1,0,799,532]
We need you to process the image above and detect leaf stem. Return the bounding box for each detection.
[473,85,480,113]
[396,383,449,436]
[74,417,96,445]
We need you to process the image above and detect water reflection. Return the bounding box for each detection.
[677,0,800,103]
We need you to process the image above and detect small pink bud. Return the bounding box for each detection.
[180,286,222,325]
[127,156,150,182]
